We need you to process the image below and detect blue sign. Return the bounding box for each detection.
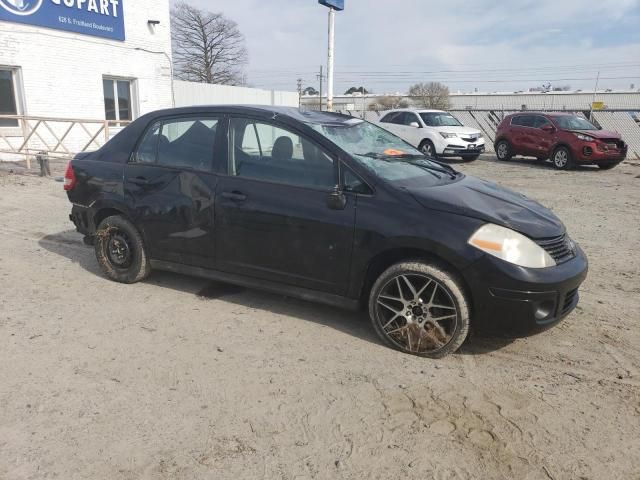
[0,0,125,41]
[318,0,344,11]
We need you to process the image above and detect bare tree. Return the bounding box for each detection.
[408,82,451,109]
[368,95,409,111]
[171,2,248,85]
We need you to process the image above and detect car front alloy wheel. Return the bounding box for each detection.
[369,261,470,358]
[420,140,436,158]
[552,147,572,170]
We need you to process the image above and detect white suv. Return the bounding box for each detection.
[377,109,485,161]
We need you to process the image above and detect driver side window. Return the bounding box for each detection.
[229,118,335,189]
[402,113,420,126]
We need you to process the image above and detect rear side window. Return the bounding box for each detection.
[134,122,161,163]
[511,115,535,127]
[133,117,219,171]
[158,118,218,171]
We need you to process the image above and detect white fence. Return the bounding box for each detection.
[174,81,299,108]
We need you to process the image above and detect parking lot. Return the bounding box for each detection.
[1,155,639,479]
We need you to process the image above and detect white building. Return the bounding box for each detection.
[0,0,173,131]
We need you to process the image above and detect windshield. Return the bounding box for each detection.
[309,119,459,184]
[554,116,598,131]
[420,112,463,127]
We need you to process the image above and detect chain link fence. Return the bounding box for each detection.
[342,109,640,159]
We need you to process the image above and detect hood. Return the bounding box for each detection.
[570,129,621,140]
[431,125,482,136]
[408,175,564,239]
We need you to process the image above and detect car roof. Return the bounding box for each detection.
[386,109,447,114]
[140,105,358,126]
[507,111,575,117]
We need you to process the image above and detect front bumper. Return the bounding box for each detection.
[463,245,588,333]
[434,137,486,157]
[573,142,627,163]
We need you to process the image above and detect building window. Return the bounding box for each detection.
[102,77,134,122]
[0,68,19,127]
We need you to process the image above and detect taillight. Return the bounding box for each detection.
[64,162,77,191]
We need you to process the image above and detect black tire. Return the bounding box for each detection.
[597,162,619,170]
[495,140,512,161]
[551,146,573,170]
[462,154,480,162]
[94,215,150,284]
[368,260,470,358]
[419,140,437,159]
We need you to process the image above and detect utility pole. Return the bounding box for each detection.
[326,7,335,112]
[318,1,344,112]
[297,78,303,107]
[317,65,323,111]
[589,71,600,121]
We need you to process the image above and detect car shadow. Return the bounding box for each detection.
[477,155,603,172]
[39,229,519,355]
[38,230,380,348]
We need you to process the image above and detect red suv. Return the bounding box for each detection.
[494,112,627,170]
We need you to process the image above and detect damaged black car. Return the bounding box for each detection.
[65,106,588,357]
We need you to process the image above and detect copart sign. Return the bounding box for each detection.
[0,0,125,41]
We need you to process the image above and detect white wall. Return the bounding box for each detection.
[175,81,299,108]
[0,0,173,160]
[0,0,173,119]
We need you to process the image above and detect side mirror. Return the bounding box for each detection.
[327,185,347,210]
[409,122,420,128]
[541,124,555,133]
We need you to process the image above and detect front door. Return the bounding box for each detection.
[215,117,356,295]
[531,115,555,157]
[124,116,222,268]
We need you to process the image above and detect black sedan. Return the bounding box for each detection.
[65,106,588,358]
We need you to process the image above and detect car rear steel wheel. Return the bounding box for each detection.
[95,215,151,284]
[106,230,133,269]
[369,261,470,358]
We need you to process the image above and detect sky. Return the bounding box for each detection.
[176,0,640,95]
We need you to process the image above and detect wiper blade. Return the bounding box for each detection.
[410,159,458,179]
[355,152,423,159]
[355,152,458,179]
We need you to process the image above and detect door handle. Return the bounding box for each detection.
[130,176,150,185]
[222,191,247,202]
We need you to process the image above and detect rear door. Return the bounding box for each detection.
[214,116,356,295]
[379,111,404,136]
[124,115,222,268]
[509,115,535,155]
[396,112,423,147]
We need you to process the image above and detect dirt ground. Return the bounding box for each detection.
[1,155,639,480]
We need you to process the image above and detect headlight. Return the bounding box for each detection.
[477,133,483,139]
[574,133,594,142]
[468,224,556,268]
[439,132,457,138]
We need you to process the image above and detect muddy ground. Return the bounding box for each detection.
[1,155,639,479]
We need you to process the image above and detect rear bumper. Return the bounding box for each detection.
[463,246,588,333]
[69,204,93,236]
